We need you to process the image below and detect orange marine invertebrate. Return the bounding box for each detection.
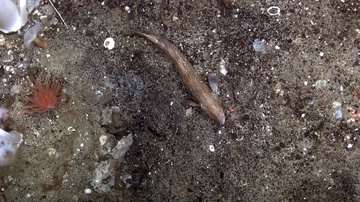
[27,80,63,113]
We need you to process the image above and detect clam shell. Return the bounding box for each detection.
[0,0,28,33]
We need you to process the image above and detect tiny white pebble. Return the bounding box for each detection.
[104,37,115,50]
[320,52,324,57]
[124,6,130,12]
[347,143,353,149]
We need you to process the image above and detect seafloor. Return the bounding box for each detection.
[0,0,359,201]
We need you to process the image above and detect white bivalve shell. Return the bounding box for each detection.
[0,0,40,33]
[0,0,28,33]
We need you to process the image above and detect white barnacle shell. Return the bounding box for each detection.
[0,0,28,33]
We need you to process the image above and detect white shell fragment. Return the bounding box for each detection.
[267,6,280,16]
[104,37,115,50]
[253,39,267,52]
[219,58,228,75]
[0,0,41,33]
[315,80,327,89]
[67,126,76,132]
[209,145,215,152]
[99,135,108,146]
[333,110,342,119]
[84,188,92,194]
[0,0,28,33]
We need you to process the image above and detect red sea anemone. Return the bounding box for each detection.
[27,80,63,113]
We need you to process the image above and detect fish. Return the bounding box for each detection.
[133,30,225,124]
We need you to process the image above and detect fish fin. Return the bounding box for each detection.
[208,73,219,95]
[181,100,200,107]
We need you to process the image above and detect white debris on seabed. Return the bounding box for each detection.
[333,109,342,119]
[253,39,267,52]
[340,85,344,92]
[185,107,193,117]
[209,144,215,152]
[67,126,76,132]
[124,6,131,13]
[91,134,133,193]
[308,99,315,105]
[104,37,115,50]
[267,6,281,16]
[99,135,108,146]
[219,58,228,75]
[296,138,314,155]
[121,172,133,189]
[332,101,342,108]
[84,188,92,194]
[91,161,115,193]
[314,80,327,89]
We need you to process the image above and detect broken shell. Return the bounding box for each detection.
[104,37,115,50]
[0,0,28,33]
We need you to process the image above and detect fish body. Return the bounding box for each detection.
[133,30,225,124]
